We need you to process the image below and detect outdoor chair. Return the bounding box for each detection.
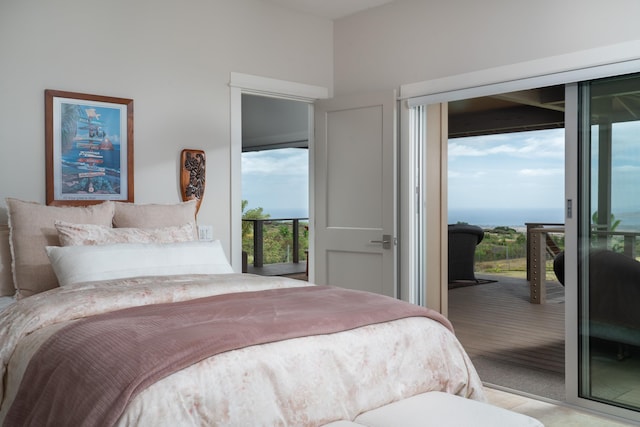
[448,224,484,283]
[554,249,640,358]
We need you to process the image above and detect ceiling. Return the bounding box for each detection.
[242,95,309,151]
[448,85,566,138]
[243,82,640,147]
[241,87,569,151]
[263,0,396,19]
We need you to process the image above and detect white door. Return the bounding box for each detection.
[314,91,397,297]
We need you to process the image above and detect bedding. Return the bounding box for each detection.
[5,198,115,298]
[46,241,234,286]
[3,198,199,299]
[0,273,484,426]
[54,221,197,246]
[0,225,13,297]
[0,296,14,312]
[113,200,198,234]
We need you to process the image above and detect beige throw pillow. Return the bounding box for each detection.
[6,198,115,298]
[113,201,198,238]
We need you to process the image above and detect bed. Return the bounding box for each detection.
[0,198,484,426]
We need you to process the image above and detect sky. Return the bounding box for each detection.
[448,128,566,211]
[594,121,640,214]
[241,123,640,226]
[241,148,308,218]
[242,131,568,220]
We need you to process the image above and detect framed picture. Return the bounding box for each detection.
[45,90,134,206]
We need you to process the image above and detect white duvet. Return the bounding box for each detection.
[0,273,484,426]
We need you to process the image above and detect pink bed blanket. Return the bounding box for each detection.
[5,285,452,427]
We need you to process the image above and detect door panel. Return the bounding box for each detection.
[327,251,384,294]
[315,91,396,297]
[326,106,383,228]
[578,72,640,415]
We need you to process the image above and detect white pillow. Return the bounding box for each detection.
[46,240,234,287]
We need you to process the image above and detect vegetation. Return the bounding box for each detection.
[473,225,565,280]
[242,200,308,265]
[474,216,640,279]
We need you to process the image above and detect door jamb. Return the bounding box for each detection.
[229,73,328,280]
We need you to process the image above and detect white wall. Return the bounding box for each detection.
[0,0,333,253]
[334,0,640,95]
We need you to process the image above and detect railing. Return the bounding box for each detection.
[525,222,564,282]
[526,223,564,304]
[591,228,639,258]
[242,218,308,269]
[525,222,640,303]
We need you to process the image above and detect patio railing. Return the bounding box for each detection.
[525,222,640,303]
[242,218,308,270]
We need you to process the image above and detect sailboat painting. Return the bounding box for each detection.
[45,90,134,206]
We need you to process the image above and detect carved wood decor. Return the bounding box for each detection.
[180,149,206,213]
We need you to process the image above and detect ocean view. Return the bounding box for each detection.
[260,207,640,231]
[448,208,564,229]
[262,207,309,220]
[264,207,563,228]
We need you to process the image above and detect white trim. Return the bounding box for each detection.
[402,40,640,106]
[229,86,243,272]
[230,72,329,102]
[398,101,414,303]
[229,72,328,277]
[306,103,315,283]
[563,83,579,408]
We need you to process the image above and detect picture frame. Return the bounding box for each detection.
[45,89,134,206]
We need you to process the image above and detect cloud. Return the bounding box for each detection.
[448,170,486,179]
[448,143,487,157]
[614,164,640,173]
[242,148,308,176]
[519,168,564,177]
[449,129,565,159]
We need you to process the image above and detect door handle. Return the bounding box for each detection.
[370,234,392,249]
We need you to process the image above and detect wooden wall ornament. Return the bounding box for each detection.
[180,149,206,214]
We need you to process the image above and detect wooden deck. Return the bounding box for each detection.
[448,274,566,400]
[246,261,306,277]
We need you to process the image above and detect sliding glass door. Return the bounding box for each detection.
[578,72,640,412]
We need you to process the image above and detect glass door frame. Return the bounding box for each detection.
[403,56,640,422]
[567,76,640,422]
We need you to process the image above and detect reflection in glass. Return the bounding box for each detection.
[579,73,640,412]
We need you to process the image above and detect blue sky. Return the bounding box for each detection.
[448,128,565,210]
[242,131,567,218]
[595,121,640,214]
[242,124,640,226]
[242,148,308,217]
